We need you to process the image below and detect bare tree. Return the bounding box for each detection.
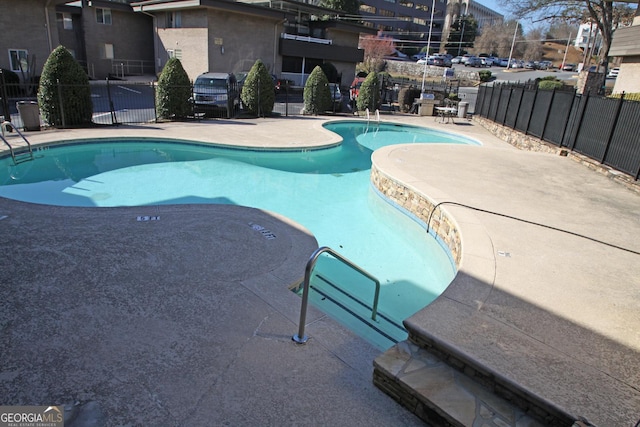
[522,26,546,60]
[474,20,524,58]
[501,0,636,72]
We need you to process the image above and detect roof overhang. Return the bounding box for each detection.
[132,0,287,20]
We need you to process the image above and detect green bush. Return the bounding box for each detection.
[303,66,331,115]
[538,80,564,90]
[240,59,275,117]
[478,70,492,82]
[398,87,421,113]
[156,58,191,120]
[37,46,92,127]
[356,72,380,112]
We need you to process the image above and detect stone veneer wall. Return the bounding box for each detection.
[371,167,462,267]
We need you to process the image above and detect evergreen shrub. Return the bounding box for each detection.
[303,66,331,115]
[478,70,492,82]
[156,58,192,120]
[398,87,421,113]
[241,59,275,117]
[37,46,92,127]
[356,72,380,112]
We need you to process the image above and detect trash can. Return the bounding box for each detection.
[16,101,41,131]
[457,101,469,119]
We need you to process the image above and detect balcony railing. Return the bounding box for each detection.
[281,33,332,45]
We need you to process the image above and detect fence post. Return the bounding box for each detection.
[601,92,625,164]
[559,91,578,147]
[153,81,158,123]
[569,91,591,151]
[106,77,118,125]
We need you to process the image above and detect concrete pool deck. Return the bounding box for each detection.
[1,115,639,426]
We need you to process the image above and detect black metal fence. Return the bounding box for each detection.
[476,83,640,180]
[0,80,311,128]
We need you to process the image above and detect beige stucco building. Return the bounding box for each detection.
[609,0,640,94]
[0,0,372,87]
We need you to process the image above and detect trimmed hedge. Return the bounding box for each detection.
[356,72,380,112]
[37,46,92,127]
[538,80,564,90]
[241,59,275,117]
[398,87,421,112]
[303,66,331,115]
[478,70,492,82]
[156,58,192,120]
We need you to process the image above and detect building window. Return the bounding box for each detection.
[57,12,73,30]
[167,49,182,60]
[9,49,28,72]
[359,4,376,13]
[96,8,112,25]
[413,17,426,25]
[399,0,414,7]
[104,43,114,59]
[166,11,182,28]
[416,4,429,11]
[379,9,394,17]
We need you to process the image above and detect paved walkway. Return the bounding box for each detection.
[1,114,638,426]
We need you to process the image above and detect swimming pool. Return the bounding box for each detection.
[0,120,478,348]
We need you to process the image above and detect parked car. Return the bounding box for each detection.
[451,56,463,64]
[498,58,509,67]
[464,57,485,68]
[562,63,576,71]
[412,52,427,61]
[524,61,536,70]
[607,67,620,78]
[192,72,239,118]
[432,55,452,67]
[460,54,474,64]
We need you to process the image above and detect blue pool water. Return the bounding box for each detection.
[0,120,477,348]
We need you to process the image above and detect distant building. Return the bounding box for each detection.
[356,0,501,54]
[574,22,602,52]
[441,0,503,53]
[609,0,640,94]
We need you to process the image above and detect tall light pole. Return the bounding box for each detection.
[421,0,437,93]
[507,21,519,69]
[561,32,572,69]
[458,16,466,56]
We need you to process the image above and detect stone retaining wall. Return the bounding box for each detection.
[386,60,480,83]
[371,167,462,267]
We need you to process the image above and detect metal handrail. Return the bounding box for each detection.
[293,246,381,344]
[0,121,33,164]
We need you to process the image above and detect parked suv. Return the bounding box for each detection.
[192,72,239,118]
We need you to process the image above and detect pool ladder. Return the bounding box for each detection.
[293,246,380,344]
[0,121,34,165]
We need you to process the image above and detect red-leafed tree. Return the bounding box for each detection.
[359,34,396,73]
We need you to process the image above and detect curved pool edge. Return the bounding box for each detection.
[370,143,496,311]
